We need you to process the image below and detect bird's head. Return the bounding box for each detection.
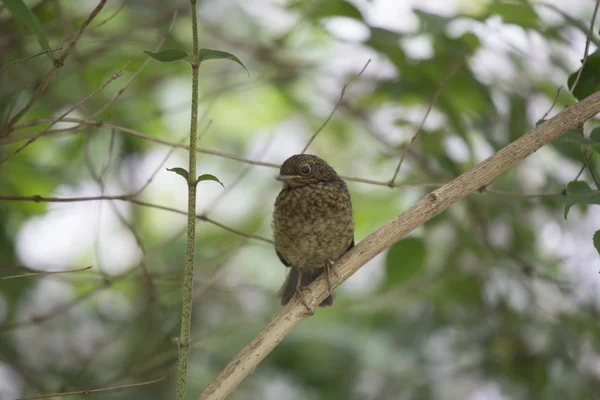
[276,154,340,189]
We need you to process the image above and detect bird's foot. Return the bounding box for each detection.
[324,261,339,292]
[296,286,314,315]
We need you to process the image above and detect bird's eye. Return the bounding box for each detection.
[300,165,310,174]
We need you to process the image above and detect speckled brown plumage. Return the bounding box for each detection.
[272,154,354,307]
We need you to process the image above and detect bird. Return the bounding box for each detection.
[272,154,355,311]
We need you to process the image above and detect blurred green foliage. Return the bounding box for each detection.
[0,0,600,399]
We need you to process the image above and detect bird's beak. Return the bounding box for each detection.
[276,174,302,188]
[275,175,300,181]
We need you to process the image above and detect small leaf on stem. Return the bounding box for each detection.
[196,174,224,187]
[144,48,189,62]
[167,167,189,180]
[564,181,600,219]
[198,48,249,75]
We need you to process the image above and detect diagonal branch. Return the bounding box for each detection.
[2,0,108,133]
[389,57,462,185]
[301,59,371,154]
[0,266,92,281]
[16,374,170,400]
[197,89,600,400]
[0,62,129,165]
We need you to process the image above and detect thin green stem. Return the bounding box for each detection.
[176,1,199,400]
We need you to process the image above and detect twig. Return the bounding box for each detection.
[478,188,565,198]
[539,86,562,122]
[197,90,600,400]
[389,58,462,185]
[0,195,274,244]
[90,11,178,119]
[301,59,371,154]
[583,149,600,189]
[3,0,108,131]
[203,129,277,214]
[4,118,281,168]
[569,0,600,95]
[16,374,170,400]
[0,271,129,332]
[0,47,62,77]
[197,214,273,244]
[0,266,92,281]
[91,0,128,29]
[0,62,130,165]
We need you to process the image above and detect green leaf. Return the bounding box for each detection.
[590,128,600,151]
[385,237,426,285]
[555,130,600,152]
[487,3,540,29]
[196,174,224,187]
[593,231,600,258]
[413,9,454,34]
[568,49,600,100]
[197,49,248,75]
[2,0,51,57]
[366,28,407,69]
[508,94,527,141]
[311,0,363,20]
[564,181,600,219]
[551,129,587,162]
[166,167,189,181]
[144,48,189,63]
[287,0,363,21]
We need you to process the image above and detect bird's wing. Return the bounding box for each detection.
[276,250,291,267]
[347,238,355,251]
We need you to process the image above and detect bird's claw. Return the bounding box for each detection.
[324,261,339,292]
[296,286,314,315]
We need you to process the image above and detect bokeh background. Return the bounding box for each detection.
[1,0,599,399]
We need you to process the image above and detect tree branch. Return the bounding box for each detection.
[2,0,108,133]
[16,374,170,400]
[197,89,600,400]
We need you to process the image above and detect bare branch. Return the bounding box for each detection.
[0,266,92,281]
[90,11,178,119]
[301,59,371,154]
[0,47,62,77]
[2,118,570,198]
[569,0,600,95]
[3,0,108,132]
[16,374,170,400]
[0,62,130,165]
[197,90,600,400]
[389,57,462,185]
[0,195,273,244]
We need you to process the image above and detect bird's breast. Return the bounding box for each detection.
[273,183,354,269]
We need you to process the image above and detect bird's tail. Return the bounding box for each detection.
[277,267,334,307]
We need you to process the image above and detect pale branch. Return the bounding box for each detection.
[197,90,600,400]
[2,0,108,132]
[389,56,462,185]
[0,266,92,281]
[16,374,170,400]
[301,59,371,154]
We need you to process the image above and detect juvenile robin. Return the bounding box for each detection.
[272,154,354,310]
